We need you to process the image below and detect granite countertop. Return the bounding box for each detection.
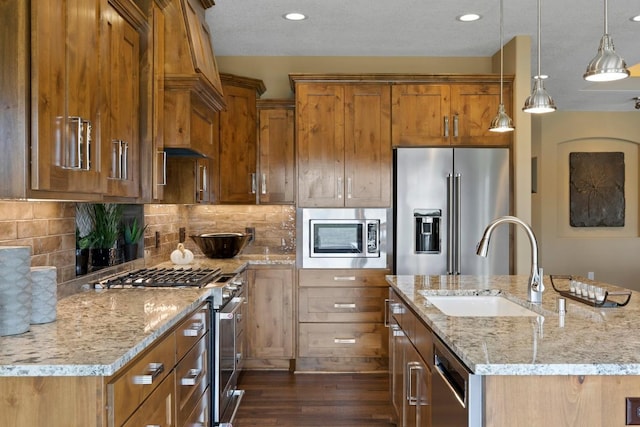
[387,274,640,376]
[0,251,295,378]
[0,288,210,377]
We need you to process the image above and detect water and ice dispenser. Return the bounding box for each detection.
[414,209,441,253]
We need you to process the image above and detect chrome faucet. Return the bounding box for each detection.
[476,216,544,304]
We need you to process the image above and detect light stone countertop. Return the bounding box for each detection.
[387,274,640,376]
[0,253,295,377]
[0,288,211,377]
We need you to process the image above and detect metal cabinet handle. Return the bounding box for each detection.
[183,322,204,337]
[121,141,128,180]
[250,173,257,194]
[337,177,343,199]
[334,338,356,344]
[391,324,404,337]
[180,368,202,386]
[261,173,267,195]
[453,114,459,138]
[406,361,423,406]
[334,303,356,309]
[132,362,164,385]
[158,151,167,186]
[67,116,92,170]
[333,276,356,281]
[145,425,161,427]
[443,115,449,138]
[347,177,352,199]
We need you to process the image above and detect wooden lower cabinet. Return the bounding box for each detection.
[245,265,295,370]
[122,372,175,427]
[296,269,389,372]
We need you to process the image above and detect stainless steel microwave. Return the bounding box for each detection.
[297,208,390,269]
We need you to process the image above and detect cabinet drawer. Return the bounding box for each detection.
[122,372,174,427]
[176,334,209,426]
[413,318,433,369]
[109,332,175,427]
[183,387,210,427]
[176,303,209,361]
[299,287,387,322]
[298,269,390,288]
[298,323,388,357]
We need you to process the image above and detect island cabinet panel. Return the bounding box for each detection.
[391,80,513,147]
[296,268,389,372]
[295,83,392,208]
[484,375,640,427]
[257,100,296,205]
[245,265,295,370]
[121,372,175,427]
[0,376,106,427]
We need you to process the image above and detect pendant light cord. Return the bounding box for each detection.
[499,0,504,105]
[603,0,608,35]
[536,0,541,78]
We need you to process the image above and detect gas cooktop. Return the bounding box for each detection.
[95,267,222,289]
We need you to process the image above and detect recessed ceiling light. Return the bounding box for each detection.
[283,12,307,21]
[631,15,640,22]
[457,13,482,22]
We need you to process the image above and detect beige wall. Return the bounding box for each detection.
[533,112,640,289]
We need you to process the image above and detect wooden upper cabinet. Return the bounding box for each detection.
[101,1,144,198]
[257,100,296,204]
[218,74,266,204]
[182,0,223,92]
[295,82,391,208]
[30,0,104,196]
[391,78,513,147]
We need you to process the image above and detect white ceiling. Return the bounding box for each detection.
[205,0,640,112]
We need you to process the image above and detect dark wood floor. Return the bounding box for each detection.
[233,371,396,427]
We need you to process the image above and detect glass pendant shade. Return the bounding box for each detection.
[489,104,514,132]
[583,34,630,81]
[523,77,556,113]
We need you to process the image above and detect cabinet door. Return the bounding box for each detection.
[219,83,258,203]
[391,84,451,147]
[451,83,513,146]
[296,84,345,207]
[344,84,392,207]
[404,343,431,427]
[31,0,103,195]
[247,268,294,359]
[164,156,215,203]
[121,373,175,427]
[102,2,141,198]
[258,104,295,204]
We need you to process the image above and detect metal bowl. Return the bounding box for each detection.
[190,233,251,258]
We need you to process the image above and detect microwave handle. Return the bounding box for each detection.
[366,221,380,254]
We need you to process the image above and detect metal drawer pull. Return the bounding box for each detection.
[183,322,205,336]
[132,362,164,385]
[145,425,161,427]
[180,368,202,386]
[334,303,356,309]
[333,276,356,281]
[407,361,423,406]
[334,338,356,344]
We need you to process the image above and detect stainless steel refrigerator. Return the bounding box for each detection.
[394,147,510,275]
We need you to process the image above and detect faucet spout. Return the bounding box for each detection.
[476,216,543,304]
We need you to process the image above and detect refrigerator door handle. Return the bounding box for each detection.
[447,174,455,274]
[453,173,462,275]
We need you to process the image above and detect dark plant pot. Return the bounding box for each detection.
[123,243,139,262]
[75,248,89,276]
[90,248,120,269]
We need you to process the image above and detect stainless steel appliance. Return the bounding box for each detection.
[394,147,510,275]
[94,266,246,426]
[297,208,390,269]
[432,335,482,427]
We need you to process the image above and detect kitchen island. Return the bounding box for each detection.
[388,274,640,426]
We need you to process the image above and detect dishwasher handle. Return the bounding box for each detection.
[434,352,467,409]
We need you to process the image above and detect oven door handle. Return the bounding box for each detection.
[219,297,245,319]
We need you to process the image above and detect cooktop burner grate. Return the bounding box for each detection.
[99,267,222,288]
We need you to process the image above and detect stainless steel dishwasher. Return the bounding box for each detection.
[431,335,482,427]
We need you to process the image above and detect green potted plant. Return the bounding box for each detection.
[122,217,147,262]
[87,203,123,268]
[75,227,91,275]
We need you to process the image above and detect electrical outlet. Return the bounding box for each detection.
[155,231,160,248]
[626,397,640,425]
[179,227,186,243]
[245,227,255,243]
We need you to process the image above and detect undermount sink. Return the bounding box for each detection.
[424,295,539,317]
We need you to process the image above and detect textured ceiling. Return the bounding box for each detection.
[205,0,640,112]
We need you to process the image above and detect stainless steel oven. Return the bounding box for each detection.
[297,208,391,269]
[214,272,246,425]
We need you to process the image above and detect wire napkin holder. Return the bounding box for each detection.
[550,275,631,308]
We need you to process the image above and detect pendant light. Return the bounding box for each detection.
[489,0,514,133]
[583,0,629,82]
[523,0,556,113]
